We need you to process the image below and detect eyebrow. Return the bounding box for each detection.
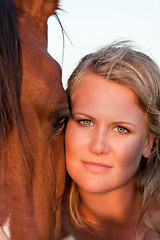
[112,121,136,128]
[72,112,95,119]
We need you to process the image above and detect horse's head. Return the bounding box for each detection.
[2,0,69,239]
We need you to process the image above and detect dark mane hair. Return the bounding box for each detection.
[0,0,32,182]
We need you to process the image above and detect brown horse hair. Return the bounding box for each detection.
[0,0,68,238]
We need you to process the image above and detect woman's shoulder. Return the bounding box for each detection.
[138,202,160,239]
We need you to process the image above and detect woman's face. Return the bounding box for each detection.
[65,72,154,194]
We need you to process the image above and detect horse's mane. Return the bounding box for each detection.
[0,0,32,180]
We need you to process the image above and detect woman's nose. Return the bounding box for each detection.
[88,128,109,155]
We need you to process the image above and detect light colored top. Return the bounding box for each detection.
[0,219,10,240]
[61,236,75,240]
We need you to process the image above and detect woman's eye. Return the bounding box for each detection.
[78,119,93,126]
[114,126,129,134]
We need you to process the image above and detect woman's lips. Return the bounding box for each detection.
[81,161,112,173]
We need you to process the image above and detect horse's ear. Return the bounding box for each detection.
[43,0,60,18]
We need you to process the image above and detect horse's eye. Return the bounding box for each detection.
[53,116,69,133]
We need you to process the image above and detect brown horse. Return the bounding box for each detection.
[0,0,68,239]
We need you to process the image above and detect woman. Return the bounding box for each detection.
[62,41,160,239]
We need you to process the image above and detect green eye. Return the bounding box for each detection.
[115,126,128,134]
[78,119,93,126]
[82,120,92,125]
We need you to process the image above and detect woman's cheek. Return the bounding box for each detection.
[66,120,89,142]
[114,136,145,168]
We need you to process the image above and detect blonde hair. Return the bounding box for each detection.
[65,41,160,234]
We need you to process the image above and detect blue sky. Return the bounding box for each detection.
[48,0,160,88]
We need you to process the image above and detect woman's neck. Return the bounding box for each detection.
[80,191,141,224]
[78,184,142,239]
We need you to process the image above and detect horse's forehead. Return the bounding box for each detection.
[22,55,67,113]
[21,58,69,150]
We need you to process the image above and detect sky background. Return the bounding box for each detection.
[48,0,160,89]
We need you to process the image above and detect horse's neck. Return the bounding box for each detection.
[12,0,59,48]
